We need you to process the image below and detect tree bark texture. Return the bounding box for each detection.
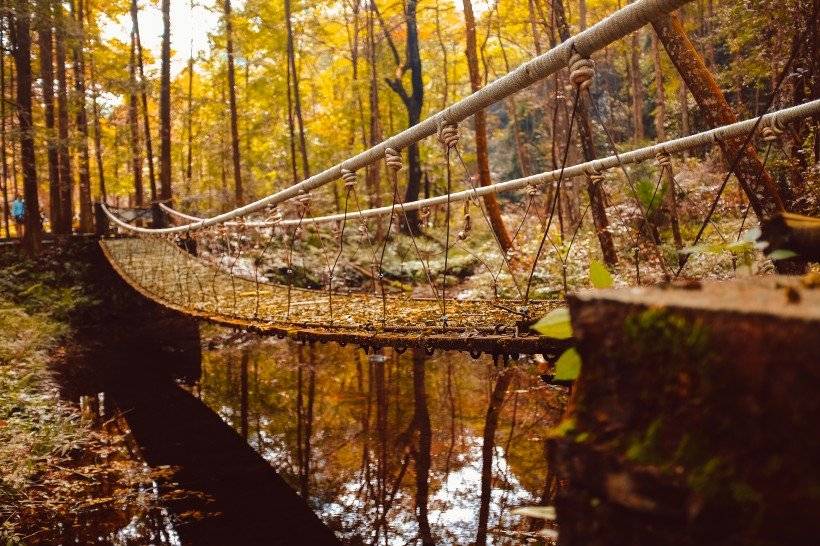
[553,0,618,267]
[462,0,513,251]
[652,12,785,221]
[37,0,61,231]
[13,0,43,252]
[159,0,172,200]
[223,0,243,205]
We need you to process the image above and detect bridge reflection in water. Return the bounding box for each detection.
[194,329,565,544]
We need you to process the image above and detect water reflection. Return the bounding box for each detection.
[194,331,566,545]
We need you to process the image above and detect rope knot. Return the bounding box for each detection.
[655,151,672,169]
[585,166,605,185]
[569,53,594,91]
[437,120,460,149]
[526,183,539,197]
[761,116,784,142]
[384,147,403,171]
[297,192,311,212]
[419,206,431,220]
[340,168,358,189]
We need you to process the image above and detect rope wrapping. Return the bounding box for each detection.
[340,168,358,189]
[384,148,403,171]
[569,54,595,90]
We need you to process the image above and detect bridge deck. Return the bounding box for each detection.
[100,238,565,355]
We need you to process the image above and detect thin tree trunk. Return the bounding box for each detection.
[462,0,513,251]
[128,34,143,205]
[652,12,785,220]
[158,0,171,201]
[0,26,10,239]
[12,0,43,253]
[37,0,61,231]
[630,27,646,141]
[89,54,106,202]
[553,0,618,267]
[223,0,242,205]
[69,0,93,232]
[652,30,667,141]
[366,1,382,210]
[186,54,194,193]
[383,0,423,234]
[54,3,73,232]
[285,0,310,180]
[130,0,157,201]
[475,367,513,545]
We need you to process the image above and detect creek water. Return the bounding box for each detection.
[192,328,565,544]
[58,322,565,545]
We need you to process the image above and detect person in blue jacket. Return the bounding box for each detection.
[10,194,24,238]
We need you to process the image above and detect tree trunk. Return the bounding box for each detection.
[159,0,172,200]
[130,0,157,201]
[54,3,73,233]
[37,0,61,232]
[0,25,10,239]
[186,55,194,193]
[285,0,310,180]
[475,367,513,545]
[223,0,242,205]
[384,0,423,234]
[652,30,667,141]
[652,12,785,220]
[553,0,619,267]
[89,54,106,202]
[69,0,93,232]
[462,0,513,251]
[366,2,382,210]
[630,27,646,141]
[12,0,43,253]
[128,34,143,206]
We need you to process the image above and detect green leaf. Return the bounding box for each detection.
[589,260,613,288]
[532,307,572,339]
[768,249,798,261]
[740,227,761,243]
[512,506,557,521]
[554,347,582,381]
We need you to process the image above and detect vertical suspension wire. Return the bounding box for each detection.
[735,137,776,240]
[380,147,445,327]
[286,196,309,321]
[254,205,283,319]
[673,28,805,278]
[442,139,452,331]
[524,84,581,303]
[586,86,672,281]
[226,219,246,314]
[328,169,357,324]
[348,184,380,294]
[450,144,525,299]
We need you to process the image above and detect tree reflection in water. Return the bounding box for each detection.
[194,329,566,545]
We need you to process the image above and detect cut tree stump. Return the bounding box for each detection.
[552,276,820,546]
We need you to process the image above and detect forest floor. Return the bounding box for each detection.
[0,243,167,545]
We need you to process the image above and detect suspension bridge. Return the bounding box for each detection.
[98,0,820,357]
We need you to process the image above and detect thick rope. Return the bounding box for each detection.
[106,0,695,235]
[152,100,820,231]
